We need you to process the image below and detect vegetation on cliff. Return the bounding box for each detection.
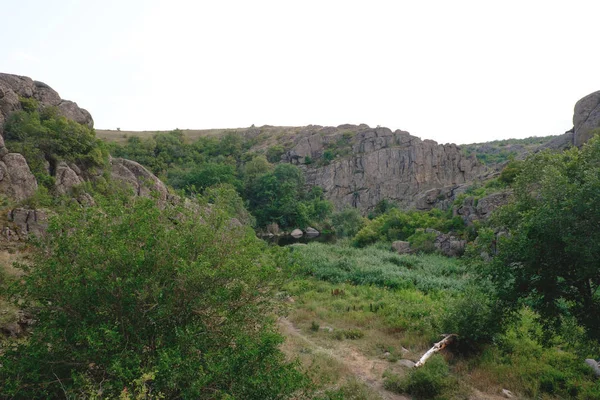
[4,98,108,190]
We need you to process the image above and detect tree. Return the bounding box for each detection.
[0,192,305,398]
[487,136,600,341]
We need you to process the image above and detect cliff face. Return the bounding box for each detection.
[282,126,486,212]
[0,73,94,132]
[573,90,600,147]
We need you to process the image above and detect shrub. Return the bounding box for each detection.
[440,285,502,351]
[407,231,437,254]
[384,354,450,399]
[331,207,365,237]
[266,145,285,163]
[0,193,306,399]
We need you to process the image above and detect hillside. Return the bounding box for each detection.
[2,73,600,399]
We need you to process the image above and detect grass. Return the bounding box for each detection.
[280,241,600,399]
[291,240,470,293]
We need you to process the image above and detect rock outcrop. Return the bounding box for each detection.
[110,157,169,201]
[0,73,93,131]
[0,73,169,204]
[453,191,512,224]
[287,126,487,212]
[0,147,38,201]
[573,90,600,147]
[8,208,49,239]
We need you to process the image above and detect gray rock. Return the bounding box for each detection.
[392,240,411,254]
[501,389,515,398]
[585,359,600,377]
[300,127,487,213]
[398,359,416,368]
[54,161,84,195]
[8,208,49,239]
[476,192,511,218]
[110,157,169,202]
[290,229,303,238]
[305,226,319,237]
[0,154,38,201]
[0,73,94,129]
[573,90,600,146]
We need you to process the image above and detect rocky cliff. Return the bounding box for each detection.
[573,90,600,147]
[0,73,167,204]
[279,125,487,212]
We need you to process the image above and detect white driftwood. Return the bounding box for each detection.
[414,334,456,368]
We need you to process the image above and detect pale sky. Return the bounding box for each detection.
[2,0,599,144]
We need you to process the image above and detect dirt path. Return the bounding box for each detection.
[279,317,410,400]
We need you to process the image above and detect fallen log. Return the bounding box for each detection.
[414,334,457,368]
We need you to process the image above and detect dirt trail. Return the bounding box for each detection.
[279,317,410,400]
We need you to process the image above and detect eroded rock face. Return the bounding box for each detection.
[0,73,94,131]
[293,127,486,213]
[54,161,84,195]
[453,191,511,224]
[8,208,49,239]
[0,152,38,201]
[573,90,600,147]
[110,157,169,201]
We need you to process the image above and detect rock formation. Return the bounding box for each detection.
[0,73,169,205]
[0,73,93,131]
[573,90,600,147]
[110,157,169,202]
[284,126,487,213]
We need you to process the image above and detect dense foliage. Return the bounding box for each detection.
[485,136,600,341]
[0,191,305,399]
[4,99,108,189]
[109,130,334,230]
[353,208,464,248]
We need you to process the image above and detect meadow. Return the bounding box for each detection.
[279,241,600,399]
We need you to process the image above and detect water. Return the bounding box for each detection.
[265,233,337,246]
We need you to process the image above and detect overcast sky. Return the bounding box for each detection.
[2,0,599,144]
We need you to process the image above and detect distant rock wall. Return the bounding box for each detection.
[285,126,487,212]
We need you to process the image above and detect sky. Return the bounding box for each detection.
[2,0,599,144]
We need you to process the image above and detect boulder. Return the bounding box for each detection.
[305,226,319,237]
[0,153,38,201]
[110,157,169,202]
[266,222,280,235]
[8,208,49,239]
[398,359,416,368]
[585,359,600,377]
[290,229,303,238]
[0,73,94,130]
[476,192,511,218]
[55,161,84,195]
[425,228,466,257]
[392,240,411,254]
[573,90,600,146]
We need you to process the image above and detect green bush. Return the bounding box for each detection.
[266,145,285,163]
[0,193,306,399]
[4,106,108,190]
[407,231,437,254]
[331,207,365,237]
[440,285,502,351]
[384,354,450,399]
[353,208,463,248]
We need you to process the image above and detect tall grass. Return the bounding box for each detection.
[292,240,469,293]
